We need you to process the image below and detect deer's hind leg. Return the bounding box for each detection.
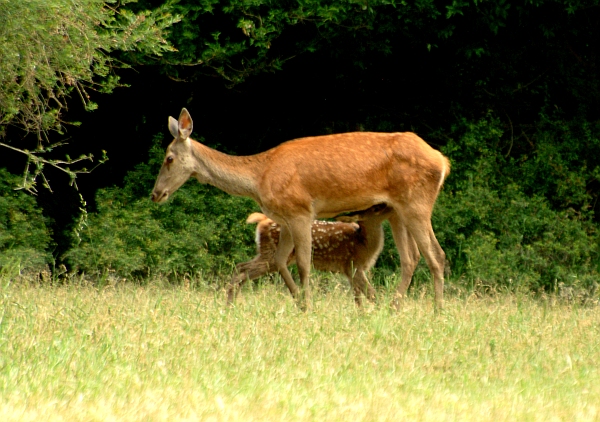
[391,207,445,309]
[388,212,421,309]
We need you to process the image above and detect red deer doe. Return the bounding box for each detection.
[227,203,393,306]
[151,108,450,310]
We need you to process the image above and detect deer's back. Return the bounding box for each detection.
[259,132,448,217]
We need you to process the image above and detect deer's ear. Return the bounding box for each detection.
[178,108,193,140]
[168,116,179,139]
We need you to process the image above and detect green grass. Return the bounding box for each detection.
[0,276,599,421]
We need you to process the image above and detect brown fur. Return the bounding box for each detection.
[152,108,450,310]
[227,204,392,306]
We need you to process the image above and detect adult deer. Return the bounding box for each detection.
[228,203,393,306]
[151,108,450,309]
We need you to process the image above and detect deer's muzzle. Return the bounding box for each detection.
[151,190,169,203]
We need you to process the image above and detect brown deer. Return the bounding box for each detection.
[151,108,450,310]
[227,203,393,306]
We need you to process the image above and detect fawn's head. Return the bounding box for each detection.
[335,203,392,224]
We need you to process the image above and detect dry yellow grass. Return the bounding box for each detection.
[0,277,599,421]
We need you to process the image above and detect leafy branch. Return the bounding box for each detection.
[0,141,108,193]
[0,0,179,190]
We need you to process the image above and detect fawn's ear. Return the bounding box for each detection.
[177,108,193,140]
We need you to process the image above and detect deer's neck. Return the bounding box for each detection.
[190,141,264,201]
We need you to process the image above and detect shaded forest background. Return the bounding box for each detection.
[1,0,600,295]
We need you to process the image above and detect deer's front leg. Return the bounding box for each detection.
[286,216,313,311]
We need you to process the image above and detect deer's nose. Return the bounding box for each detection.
[151,190,167,203]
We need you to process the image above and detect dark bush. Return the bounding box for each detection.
[65,117,600,295]
[430,115,599,292]
[0,168,53,273]
[64,137,257,280]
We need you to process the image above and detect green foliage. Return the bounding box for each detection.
[0,169,53,272]
[137,0,600,123]
[0,0,179,190]
[64,137,257,279]
[428,114,600,291]
[0,0,177,134]
[64,115,600,293]
[138,0,443,83]
[40,0,600,290]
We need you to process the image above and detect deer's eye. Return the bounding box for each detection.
[166,156,174,164]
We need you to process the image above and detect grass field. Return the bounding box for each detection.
[0,276,599,421]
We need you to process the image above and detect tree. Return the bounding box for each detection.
[138,0,599,126]
[0,0,179,192]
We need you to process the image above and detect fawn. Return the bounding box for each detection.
[227,204,392,305]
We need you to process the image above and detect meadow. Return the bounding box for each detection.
[0,276,599,421]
